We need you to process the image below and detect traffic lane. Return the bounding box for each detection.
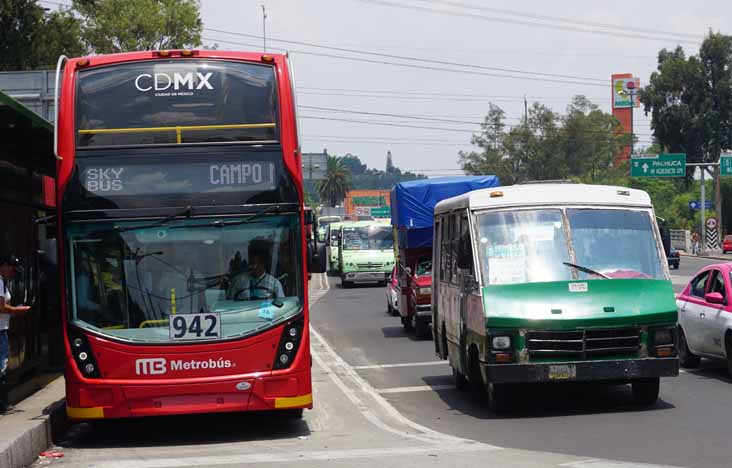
[380,364,732,468]
[311,278,437,367]
[670,255,719,292]
[311,278,732,468]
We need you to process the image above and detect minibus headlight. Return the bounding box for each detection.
[417,287,431,295]
[652,329,673,345]
[492,336,511,350]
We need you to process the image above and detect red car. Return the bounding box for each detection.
[407,258,432,339]
[723,235,732,254]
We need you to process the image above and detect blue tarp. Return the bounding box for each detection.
[390,176,499,248]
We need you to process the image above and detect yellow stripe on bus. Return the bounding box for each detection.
[274,393,312,409]
[78,123,277,135]
[66,405,104,419]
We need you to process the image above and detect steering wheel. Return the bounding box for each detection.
[233,286,277,301]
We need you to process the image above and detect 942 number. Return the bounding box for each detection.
[169,313,221,340]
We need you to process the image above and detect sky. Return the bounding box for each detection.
[145,1,732,175]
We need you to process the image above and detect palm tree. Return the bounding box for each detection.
[318,155,352,207]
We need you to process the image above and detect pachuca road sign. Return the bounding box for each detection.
[631,153,686,178]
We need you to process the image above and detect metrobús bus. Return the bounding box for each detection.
[55,50,312,419]
[433,183,678,411]
[339,221,395,288]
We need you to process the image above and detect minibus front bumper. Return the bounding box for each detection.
[484,357,679,384]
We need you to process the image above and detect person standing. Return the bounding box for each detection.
[691,231,700,255]
[0,255,31,410]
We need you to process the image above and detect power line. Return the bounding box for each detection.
[204,36,607,88]
[355,0,702,45]
[300,115,481,133]
[412,0,704,40]
[298,86,608,101]
[204,29,607,85]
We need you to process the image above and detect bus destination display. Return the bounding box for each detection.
[80,161,277,195]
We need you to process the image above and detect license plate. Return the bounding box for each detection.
[548,364,576,380]
[169,313,221,341]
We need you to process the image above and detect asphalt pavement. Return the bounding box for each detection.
[310,261,732,468]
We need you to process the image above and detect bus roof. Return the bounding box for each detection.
[434,183,652,214]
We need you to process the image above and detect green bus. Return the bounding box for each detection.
[339,221,395,288]
[433,183,679,411]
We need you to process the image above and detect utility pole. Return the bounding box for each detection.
[261,5,267,52]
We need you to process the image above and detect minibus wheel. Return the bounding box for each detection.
[487,382,510,413]
[631,377,660,405]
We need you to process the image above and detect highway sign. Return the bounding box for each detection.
[370,206,391,218]
[689,200,713,210]
[721,155,732,176]
[630,153,686,178]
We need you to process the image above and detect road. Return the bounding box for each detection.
[310,255,732,468]
[40,254,731,468]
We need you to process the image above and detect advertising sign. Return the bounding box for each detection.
[613,76,640,109]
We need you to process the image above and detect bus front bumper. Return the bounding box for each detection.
[483,357,679,384]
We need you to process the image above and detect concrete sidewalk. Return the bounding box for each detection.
[0,377,66,468]
[679,251,732,262]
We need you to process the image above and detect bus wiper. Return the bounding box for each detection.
[562,262,609,279]
[91,206,193,235]
[171,205,279,229]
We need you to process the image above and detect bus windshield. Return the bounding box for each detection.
[342,225,393,251]
[76,59,278,147]
[66,214,302,343]
[476,208,665,285]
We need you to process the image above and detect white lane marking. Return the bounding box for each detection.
[85,444,494,468]
[559,458,682,468]
[378,384,454,394]
[308,273,491,447]
[353,360,448,370]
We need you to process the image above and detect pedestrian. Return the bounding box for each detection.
[691,231,700,255]
[0,255,31,410]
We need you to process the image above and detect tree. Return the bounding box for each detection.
[0,1,85,70]
[459,98,624,184]
[640,33,732,234]
[340,153,367,175]
[72,0,203,53]
[318,155,352,207]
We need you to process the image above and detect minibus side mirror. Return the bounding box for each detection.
[304,210,315,225]
[456,243,473,270]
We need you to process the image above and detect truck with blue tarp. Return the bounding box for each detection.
[390,176,500,339]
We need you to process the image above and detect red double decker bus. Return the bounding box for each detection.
[54,50,312,419]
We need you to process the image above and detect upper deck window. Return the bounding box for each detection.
[76,60,278,147]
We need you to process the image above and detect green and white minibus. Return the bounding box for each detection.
[339,221,395,288]
[433,183,678,411]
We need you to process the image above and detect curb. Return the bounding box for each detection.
[0,378,68,468]
[679,252,732,262]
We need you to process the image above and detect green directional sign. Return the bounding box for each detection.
[631,153,686,178]
[721,155,732,176]
[370,206,391,218]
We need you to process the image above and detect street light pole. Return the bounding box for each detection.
[261,5,267,52]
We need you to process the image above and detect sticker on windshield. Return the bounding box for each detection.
[487,243,526,259]
[568,282,588,292]
[488,257,526,285]
[258,302,275,320]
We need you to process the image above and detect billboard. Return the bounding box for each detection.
[613,76,640,109]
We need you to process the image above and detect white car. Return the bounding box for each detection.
[676,263,732,376]
[385,266,399,316]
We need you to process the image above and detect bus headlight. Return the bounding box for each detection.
[652,329,673,345]
[273,316,305,370]
[68,328,100,378]
[491,336,512,350]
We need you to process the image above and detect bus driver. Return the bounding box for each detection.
[227,239,284,301]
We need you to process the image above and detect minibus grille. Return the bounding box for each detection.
[526,327,641,359]
[356,262,383,270]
